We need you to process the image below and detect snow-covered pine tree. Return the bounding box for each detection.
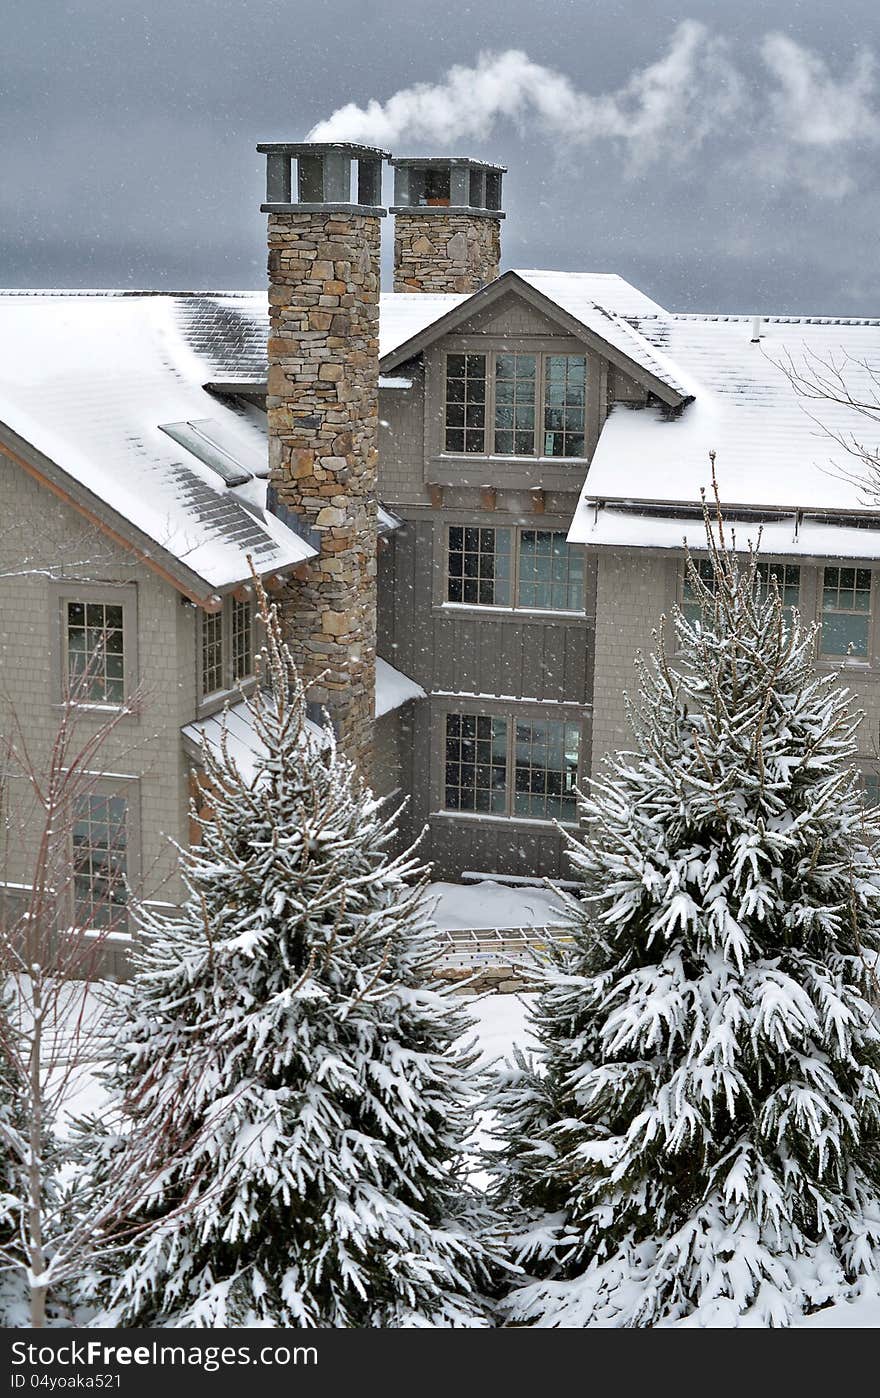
[492,476,880,1327]
[78,578,497,1328]
[0,990,28,1326]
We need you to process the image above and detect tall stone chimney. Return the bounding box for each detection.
[258,141,387,774]
[390,157,505,294]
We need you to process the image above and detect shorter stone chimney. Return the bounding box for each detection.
[390,157,505,294]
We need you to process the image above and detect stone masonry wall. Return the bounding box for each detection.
[393,212,500,294]
[266,209,380,775]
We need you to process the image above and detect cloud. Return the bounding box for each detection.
[309,21,743,170]
[754,34,880,196]
[309,23,880,200]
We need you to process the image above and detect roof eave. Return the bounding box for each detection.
[0,419,303,605]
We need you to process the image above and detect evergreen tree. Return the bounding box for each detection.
[79,583,497,1327]
[493,485,880,1327]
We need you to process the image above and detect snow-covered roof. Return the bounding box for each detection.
[579,506,880,562]
[375,657,425,718]
[182,697,325,784]
[183,658,423,780]
[571,313,880,546]
[0,292,314,596]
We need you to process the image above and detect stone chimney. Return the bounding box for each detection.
[258,141,387,774]
[390,157,505,294]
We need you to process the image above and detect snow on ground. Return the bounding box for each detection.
[425,879,566,932]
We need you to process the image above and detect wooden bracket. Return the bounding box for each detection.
[427,483,444,509]
[531,488,546,515]
[480,486,497,511]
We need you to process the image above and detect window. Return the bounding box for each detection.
[681,559,801,626]
[65,601,125,704]
[863,772,880,809]
[447,527,512,606]
[232,599,253,683]
[821,567,872,659]
[544,355,586,457]
[443,713,581,822]
[494,353,537,456]
[202,610,224,696]
[445,527,584,613]
[72,792,128,930]
[444,354,486,454]
[444,352,587,458]
[200,597,256,700]
[444,714,508,814]
[517,530,584,611]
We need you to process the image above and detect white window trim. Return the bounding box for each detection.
[818,565,875,664]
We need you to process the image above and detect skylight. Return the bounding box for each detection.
[159,418,267,487]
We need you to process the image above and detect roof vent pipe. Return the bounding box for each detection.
[750,315,762,343]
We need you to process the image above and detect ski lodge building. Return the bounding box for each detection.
[2,141,880,943]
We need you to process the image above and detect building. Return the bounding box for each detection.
[2,141,880,952]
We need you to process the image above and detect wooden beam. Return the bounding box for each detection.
[428,483,444,509]
[480,486,497,511]
[530,488,546,515]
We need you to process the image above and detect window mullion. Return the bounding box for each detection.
[506,715,514,818]
[512,529,521,613]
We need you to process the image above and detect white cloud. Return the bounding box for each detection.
[761,33,880,147]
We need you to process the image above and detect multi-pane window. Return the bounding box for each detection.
[446,527,584,612]
[232,599,253,683]
[65,601,125,704]
[513,719,580,822]
[201,598,255,698]
[444,714,508,814]
[517,531,584,611]
[543,355,586,457]
[444,354,487,454]
[72,792,128,930]
[682,559,801,626]
[202,610,224,695]
[443,713,581,822]
[494,354,537,456]
[447,527,512,606]
[444,352,588,458]
[863,772,880,809]
[821,567,872,659]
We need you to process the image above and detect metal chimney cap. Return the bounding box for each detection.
[257,141,391,160]
[390,156,507,173]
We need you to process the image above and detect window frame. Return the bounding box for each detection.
[819,565,874,663]
[436,701,585,827]
[443,523,586,616]
[442,348,589,461]
[68,773,141,936]
[198,594,257,706]
[679,557,803,628]
[51,581,138,711]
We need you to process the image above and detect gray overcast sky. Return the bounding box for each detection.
[4,0,880,314]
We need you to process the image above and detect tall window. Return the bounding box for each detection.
[444,354,486,454]
[494,353,537,456]
[444,714,508,814]
[543,355,586,457]
[232,599,253,682]
[682,559,801,626]
[72,792,128,930]
[201,597,256,699]
[65,601,125,704]
[444,352,587,458]
[443,713,580,823]
[821,567,871,659]
[446,527,584,612]
[202,610,224,695]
